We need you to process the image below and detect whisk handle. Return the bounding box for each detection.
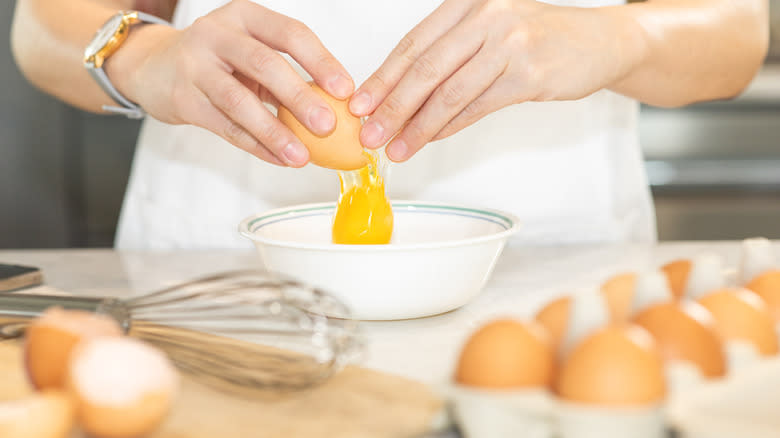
[0,294,131,337]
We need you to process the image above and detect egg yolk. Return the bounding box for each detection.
[332,152,393,244]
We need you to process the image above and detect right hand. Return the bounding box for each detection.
[105,0,353,167]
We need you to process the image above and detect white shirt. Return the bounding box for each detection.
[115,0,656,250]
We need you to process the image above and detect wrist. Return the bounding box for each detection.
[103,23,177,105]
[595,4,651,85]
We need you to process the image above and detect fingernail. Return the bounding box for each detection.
[360,120,384,148]
[309,105,335,135]
[282,142,308,166]
[387,138,408,161]
[327,74,353,100]
[349,91,372,116]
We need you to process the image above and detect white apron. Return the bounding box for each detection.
[115,0,656,250]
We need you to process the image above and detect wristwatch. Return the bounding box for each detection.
[83,11,170,119]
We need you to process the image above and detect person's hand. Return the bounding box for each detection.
[106,0,354,167]
[349,0,644,162]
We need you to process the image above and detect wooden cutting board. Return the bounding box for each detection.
[0,339,443,438]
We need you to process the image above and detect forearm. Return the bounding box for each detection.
[10,0,167,113]
[606,0,769,107]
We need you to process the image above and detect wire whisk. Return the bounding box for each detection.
[0,270,362,392]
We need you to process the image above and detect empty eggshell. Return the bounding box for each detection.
[25,307,122,390]
[0,390,74,438]
[455,319,554,388]
[68,337,178,438]
[277,83,368,170]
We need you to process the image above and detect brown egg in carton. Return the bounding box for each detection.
[0,307,179,438]
[446,237,780,438]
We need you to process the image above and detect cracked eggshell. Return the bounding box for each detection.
[0,391,74,438]
[277,83,368,171]
[24,307,122,390]
[67,337,178,438]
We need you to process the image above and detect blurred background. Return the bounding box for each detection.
[2,1,780,248]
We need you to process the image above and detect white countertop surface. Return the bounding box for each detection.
[0,242,752,385]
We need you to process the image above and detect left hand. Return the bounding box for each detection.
[349,0,643,162]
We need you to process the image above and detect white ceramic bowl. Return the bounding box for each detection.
[238,201,520,320]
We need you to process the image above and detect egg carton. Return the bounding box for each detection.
[440,238,780,438]
[438,354,780,438]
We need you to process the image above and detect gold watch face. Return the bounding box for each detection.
[83,11,138,68]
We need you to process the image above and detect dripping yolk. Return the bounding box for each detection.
[332,153,393,244]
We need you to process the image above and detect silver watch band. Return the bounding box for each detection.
[90,11,171,119]
[90,67,146,119]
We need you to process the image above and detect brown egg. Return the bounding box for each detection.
[68,337,178,438]
[277,83,368,170]
[661,259,691,299]
[697,288,779,356]
[633,301,727,378]
[0,390,74,438]
[555,325,666,406]
[746,269,780,322]
[25,307,122,390]
[601,273,637,322]
[455,319,555,388]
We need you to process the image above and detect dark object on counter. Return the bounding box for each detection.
[0,264,43,292]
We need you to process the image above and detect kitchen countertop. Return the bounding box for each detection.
[0,241,753,385]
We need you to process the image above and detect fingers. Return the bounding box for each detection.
[186,89,286,166]
[195,70,310,167]
[216,31,336,136]
[348,0,474,118]
[359,22,485,149]
[232,1,354,99]
[433,82,515,142]
[385,51,506,162]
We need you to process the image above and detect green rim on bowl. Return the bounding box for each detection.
[238,201,520,251]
